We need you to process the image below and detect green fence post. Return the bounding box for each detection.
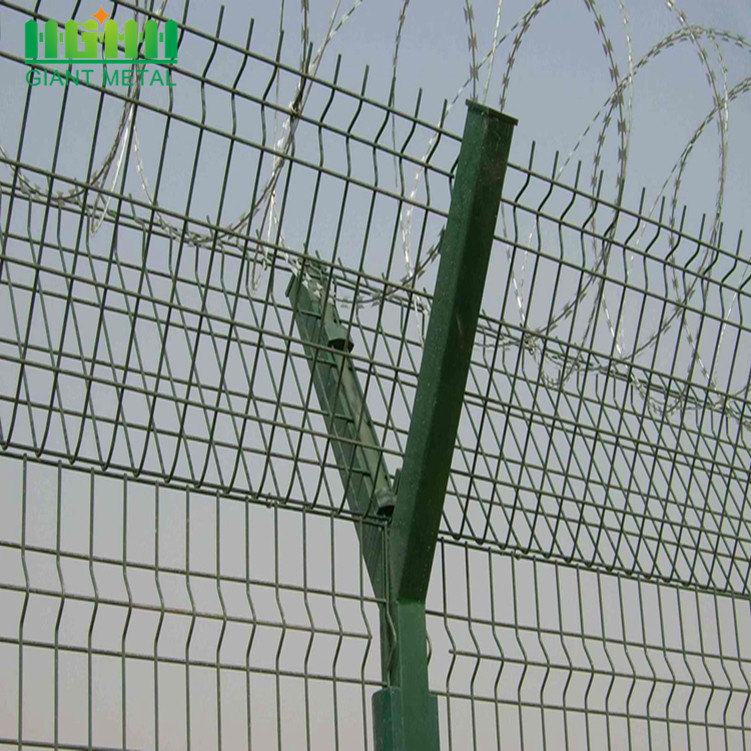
[381,101,516,750]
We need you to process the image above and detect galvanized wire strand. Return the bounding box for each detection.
[463,0,479,101]
[79,0,370,287]
[561,74,751,399]
[496,0,631,265]
[481,147,751,424]
[10,7,740,344]
[5,0,746,305]
[481,0,505,107]
[401,9,737,414]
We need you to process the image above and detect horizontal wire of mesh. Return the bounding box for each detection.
[1,1,751,749]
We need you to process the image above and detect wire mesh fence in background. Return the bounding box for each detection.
[1,1,750,749]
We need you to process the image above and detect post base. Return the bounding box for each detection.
[373,687,439,751]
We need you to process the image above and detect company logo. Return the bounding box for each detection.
[25,7,177,64]
[24,6,178,87]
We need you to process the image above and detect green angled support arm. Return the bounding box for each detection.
[286,262,394,599]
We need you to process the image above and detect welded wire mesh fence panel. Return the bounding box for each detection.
[434,155,751,748]
[1,1,751,749]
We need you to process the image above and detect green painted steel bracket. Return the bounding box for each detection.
[285,262,394,598]
[287,101,516,750]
